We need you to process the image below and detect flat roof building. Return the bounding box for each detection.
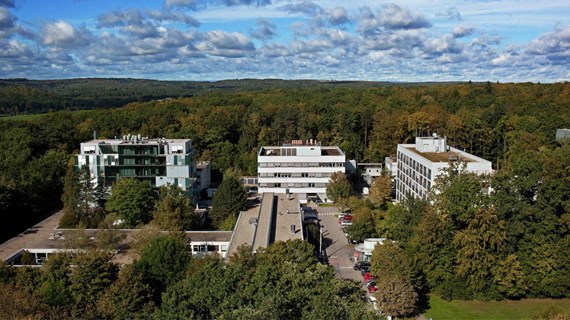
[396,135,492,202]
[257,140,345,202]
[77,134,197,202]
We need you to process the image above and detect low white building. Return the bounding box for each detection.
[384,156,397,177]
[257,140,346,202]
[396,135,492,202]
[359,163,383,186]
[187,231,232,259]
[354,238,387,262]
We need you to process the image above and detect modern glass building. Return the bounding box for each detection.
[76,134,197,202]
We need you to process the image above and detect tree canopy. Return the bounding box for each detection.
[105,178,157,228]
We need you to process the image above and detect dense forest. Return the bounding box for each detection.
[0,81,569,316]
[0,78,412,114]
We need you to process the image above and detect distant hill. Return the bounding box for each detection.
[0,78,461,115]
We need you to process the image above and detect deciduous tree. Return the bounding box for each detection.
[326,171,351,203]
[105,178,157,228]
[210,172,247,228]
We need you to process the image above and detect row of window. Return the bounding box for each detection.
[396,180,424,201]
[259,183,325,188]
[396,176,427,199]
[258,162,344,168]
[398,152,432,180]
[258,172,333,178]
[192,244,228,253]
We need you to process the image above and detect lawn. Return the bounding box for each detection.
[424,295,570,320]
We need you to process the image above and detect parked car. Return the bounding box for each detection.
[340,219,353,226]
[360,266,371,275]
[353,261,371,271]
[338,212,352,220]
[369,285,379,294]
[338,215,352,223]
[303,212,319,223]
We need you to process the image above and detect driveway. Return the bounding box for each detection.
[311,205,361,282]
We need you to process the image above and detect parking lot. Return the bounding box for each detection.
[309,205,361,281]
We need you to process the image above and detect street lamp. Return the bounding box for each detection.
[319,224,324,258]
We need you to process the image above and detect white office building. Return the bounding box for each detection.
[257,140,346,201]
[395,135,492,202]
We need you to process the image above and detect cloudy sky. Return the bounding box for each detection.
[0,0,568,82]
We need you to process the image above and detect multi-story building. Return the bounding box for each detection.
[257,140,346,202]
[196,161,211,192]
[395,135,492,202]
[77,134,197,202]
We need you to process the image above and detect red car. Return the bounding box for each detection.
[363,272,375,283]
[338,215,353,224]
[367,283,378,293]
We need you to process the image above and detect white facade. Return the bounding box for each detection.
[359,163,383,186]
[257,141,346,201]
[196,161,211,191]
[354,238,387,262]
[384,157,397,177]
[187,231,232,258]
[77,135,197,202]
[395,136,492,202]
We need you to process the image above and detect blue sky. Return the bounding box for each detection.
[0,0,568,82]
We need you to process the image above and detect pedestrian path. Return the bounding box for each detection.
[317,212,339,216]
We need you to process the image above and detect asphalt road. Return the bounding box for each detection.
[311,205,362,282]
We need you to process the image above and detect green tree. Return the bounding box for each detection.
[105,178,157,228]
[409,207,456,295]
[371,241,413,283]
[326,171,351,203]
[374,275,418,317]
[210,172,247,228]
[60,159,80,228]
[453,206,506,295]
[153,184,196,231]
[38,253,72,306]
[68,252,119,313]
[493,254,528,299]
[368,175,392,209]
[344,206,377,243]
[384,197,427,248]
[97,264,155,320]
[133,234,191,302]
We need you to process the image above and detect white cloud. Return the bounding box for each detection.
[453,26,474,38]
[42,20,91,49]
[165,0,195,9]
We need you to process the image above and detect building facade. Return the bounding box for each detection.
[196,161,211,192]
[77,134,197,201]
[395,135,492,202]
[257,140,346,201]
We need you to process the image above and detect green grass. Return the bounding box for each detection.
[425,295,570,320]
